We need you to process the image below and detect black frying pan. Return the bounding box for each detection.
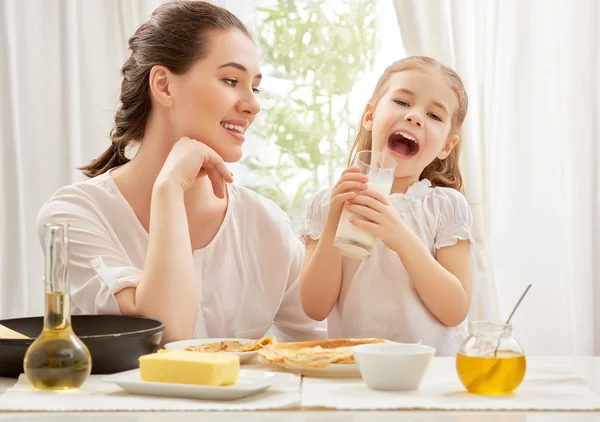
[0,315,164,378]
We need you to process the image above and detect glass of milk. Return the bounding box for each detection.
[333,150,397,260]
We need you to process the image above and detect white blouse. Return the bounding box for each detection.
[36,171,326,342]
[299,179,473,356]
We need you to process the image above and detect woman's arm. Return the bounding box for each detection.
[116,180,200,343]
[115,138,232,344]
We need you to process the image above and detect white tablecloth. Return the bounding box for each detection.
[302,357,600,410]
[1,357,599,413]
[0,371,300,411]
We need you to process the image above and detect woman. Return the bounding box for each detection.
[36,1,325,344]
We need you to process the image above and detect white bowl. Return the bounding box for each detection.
[352,343,435,391]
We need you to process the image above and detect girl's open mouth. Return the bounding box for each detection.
[387,131,419,158]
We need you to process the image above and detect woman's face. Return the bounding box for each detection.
[167,29,261,163]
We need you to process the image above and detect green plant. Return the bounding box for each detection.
[242,0,378,222]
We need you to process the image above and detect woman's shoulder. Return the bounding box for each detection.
[39,172,120,212]
[37,172,127,232]
[228,183,294,231]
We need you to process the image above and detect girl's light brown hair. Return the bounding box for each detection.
[348,56,469,191]
[80,1,250,178]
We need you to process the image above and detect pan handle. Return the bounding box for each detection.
[0,338,34,346]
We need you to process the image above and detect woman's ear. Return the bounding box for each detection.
[438,134,459,159]
[362,103,374,131]
[149,65,174,108]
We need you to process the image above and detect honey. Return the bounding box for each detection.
[456,351,526,395]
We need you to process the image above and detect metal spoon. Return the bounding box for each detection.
[494,284,532,357]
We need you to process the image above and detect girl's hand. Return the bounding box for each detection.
[155,137,234,197]
[345,188,407,251]
[325,167,368,227]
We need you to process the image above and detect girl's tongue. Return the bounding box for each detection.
[388,133,419,157]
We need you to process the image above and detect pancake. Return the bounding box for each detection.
[258,337,387,369]
[185,336,273,353]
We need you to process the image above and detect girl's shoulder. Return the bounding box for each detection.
[427,185,470,210]
[398,180,472,230]
[300,188,333,219]
[390,179,469,212]
[297,188,334,242]
[425,186,473,240]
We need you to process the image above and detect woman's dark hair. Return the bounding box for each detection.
[80,1,250,177]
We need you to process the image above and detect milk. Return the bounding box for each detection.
[334,180,392,259]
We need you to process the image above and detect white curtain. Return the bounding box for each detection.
[0,0,258,320]
[0,0,169,319]
[393,0,600,356]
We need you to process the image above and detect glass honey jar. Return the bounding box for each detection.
[456,321,526,395]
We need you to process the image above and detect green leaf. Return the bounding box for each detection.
[247,0,378,213]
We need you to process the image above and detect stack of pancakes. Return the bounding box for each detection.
[258,338,386,369]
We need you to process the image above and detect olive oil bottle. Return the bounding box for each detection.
[24,223,91,390]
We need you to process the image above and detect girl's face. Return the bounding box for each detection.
[365,68,459,178]
[165,29,262,163]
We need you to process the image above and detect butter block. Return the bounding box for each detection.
[139,351,240,386]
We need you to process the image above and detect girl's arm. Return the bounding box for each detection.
[298,224,344,321]
[299,168,368,321]
[389,226,471,327]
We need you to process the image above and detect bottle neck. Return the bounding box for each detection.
[44,291,71,329]
[44,224,71,329]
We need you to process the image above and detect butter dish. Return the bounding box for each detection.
[103,369,293,400]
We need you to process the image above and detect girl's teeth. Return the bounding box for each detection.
[222,123,244,134]
[398,132,416,141]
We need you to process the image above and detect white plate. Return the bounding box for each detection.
[103,369,291,401]
[164,338,259,364]
[285,363,361,378]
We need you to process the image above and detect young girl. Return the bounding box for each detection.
[36,1,325,345]
[298,56,472,356]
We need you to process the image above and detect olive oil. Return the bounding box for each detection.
[24,223,91,390]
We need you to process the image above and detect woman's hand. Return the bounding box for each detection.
[155,137,234,197]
